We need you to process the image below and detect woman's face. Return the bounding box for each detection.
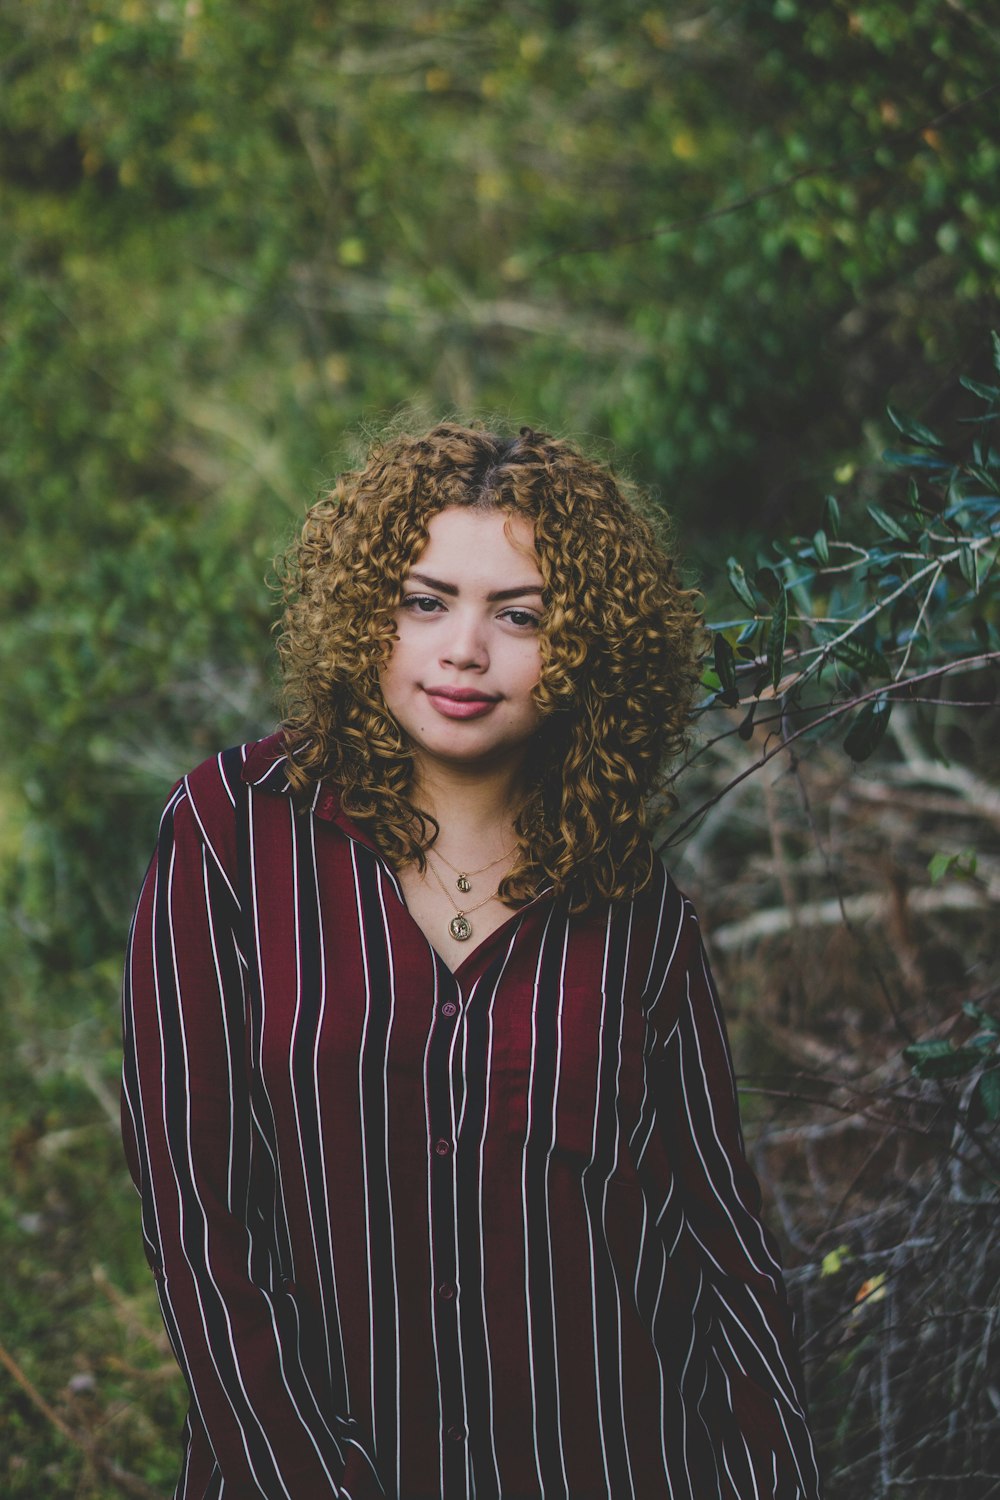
[380,506,545,779]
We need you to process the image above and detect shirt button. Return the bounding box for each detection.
[446,1424,466,1442]
[437,1282,456,1300]
[440,1001,457,1017]
[433,1138,451,1157]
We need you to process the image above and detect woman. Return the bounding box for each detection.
[122,423,821,1499]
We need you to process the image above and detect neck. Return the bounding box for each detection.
[411,756,526,852]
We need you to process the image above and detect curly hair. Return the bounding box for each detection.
[277,421,704,911]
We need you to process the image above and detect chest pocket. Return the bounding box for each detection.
[491,973,648,1172]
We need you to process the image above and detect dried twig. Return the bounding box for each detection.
[0,1336,161,1500]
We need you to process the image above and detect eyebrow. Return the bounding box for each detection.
[408,571,544,603]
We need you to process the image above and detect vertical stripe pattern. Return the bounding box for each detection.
[122,737,821,1500]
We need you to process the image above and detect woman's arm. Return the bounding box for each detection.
[121,775,348,1498]
[650,894,822,1500]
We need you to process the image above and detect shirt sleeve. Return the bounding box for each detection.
[650,895,822,1500]
[121,777,349,1499]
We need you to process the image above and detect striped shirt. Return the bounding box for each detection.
[121,735,821,1500]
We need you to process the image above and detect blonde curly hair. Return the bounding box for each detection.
[278,421,703,911]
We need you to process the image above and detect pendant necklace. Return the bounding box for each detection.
[424,853,510,942]
[429,842,517,896]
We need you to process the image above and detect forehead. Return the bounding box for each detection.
[408,506,541,586]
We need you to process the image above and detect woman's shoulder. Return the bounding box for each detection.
[624,854,704,986]
[176,732,293,807]
[160,732,293,859]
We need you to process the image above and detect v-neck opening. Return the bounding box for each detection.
[427,905,526,985]
[328,820,553,986]
[384,858,551,986]
[410,892,535,985]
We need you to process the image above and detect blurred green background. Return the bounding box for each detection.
[2,1,998,1495]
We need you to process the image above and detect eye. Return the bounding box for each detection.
[500,607,541,629]
[401,592,444,615]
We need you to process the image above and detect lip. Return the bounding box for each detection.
[424,686,500,720]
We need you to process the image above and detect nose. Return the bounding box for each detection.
[440,608,489,671]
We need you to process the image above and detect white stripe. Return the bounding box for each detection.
[185,771,241,910]
[598,903,637,1500]
[418,954,446,1498]
[520,906,564,1498]
[245,798,346,1479]
[542,916,573,1497]
[374,866,403,1494]
[678,964,783,1289]
[293,809,349,1405]
[309,818,350,1403]
[168,841,296,1494]
[580,909,616,1498]
[348,842,379,1442]
[643,880,686,1023]
[447,967,475,1474]
[474,924,521,1497]
[676,1268,706,1500]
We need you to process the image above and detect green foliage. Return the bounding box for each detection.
[3,0,999,958]
[2,2,1000,1493]
[694,368,1000,798]
[904,1002,1000,1120]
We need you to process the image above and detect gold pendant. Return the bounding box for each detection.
[449,913,472,942]
[456,874,471,894]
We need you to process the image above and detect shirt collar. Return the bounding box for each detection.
[239,738,555,894]
[240,733,378,848]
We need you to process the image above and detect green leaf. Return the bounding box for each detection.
[726,557,757,612]
[910,1040,954,1062]
[910,1048,982,1080]
[831,640,890,679]
[812,528,830,566]
[882,449,950,470]
[738,701,756,741]
[978,1069,1000,1122]
[713,633,739,706]
[959,375,1000,403]
[991,329,1000,375]
[928,851,978,883]
[963,1001,1000,1033]
[755,566,781,603]
[867,504,911,542]
[820,1244,851,1277]
[843,695,891,762]
[886,405,945,448]
[903,1039,954,1062]
[823,494,841,538]
[767,584,788,693]
[959,545,978,589]
[966,464,1000,495]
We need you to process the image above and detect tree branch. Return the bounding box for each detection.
[660,650,1000,848]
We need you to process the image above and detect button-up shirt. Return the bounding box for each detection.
[121,735,821,1499]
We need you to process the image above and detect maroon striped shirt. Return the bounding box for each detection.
[121,735,821,1499]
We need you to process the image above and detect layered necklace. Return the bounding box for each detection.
[425,843,517,942]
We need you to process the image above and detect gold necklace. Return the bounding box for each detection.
[428,842,517,896]
[424,855,506,942]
